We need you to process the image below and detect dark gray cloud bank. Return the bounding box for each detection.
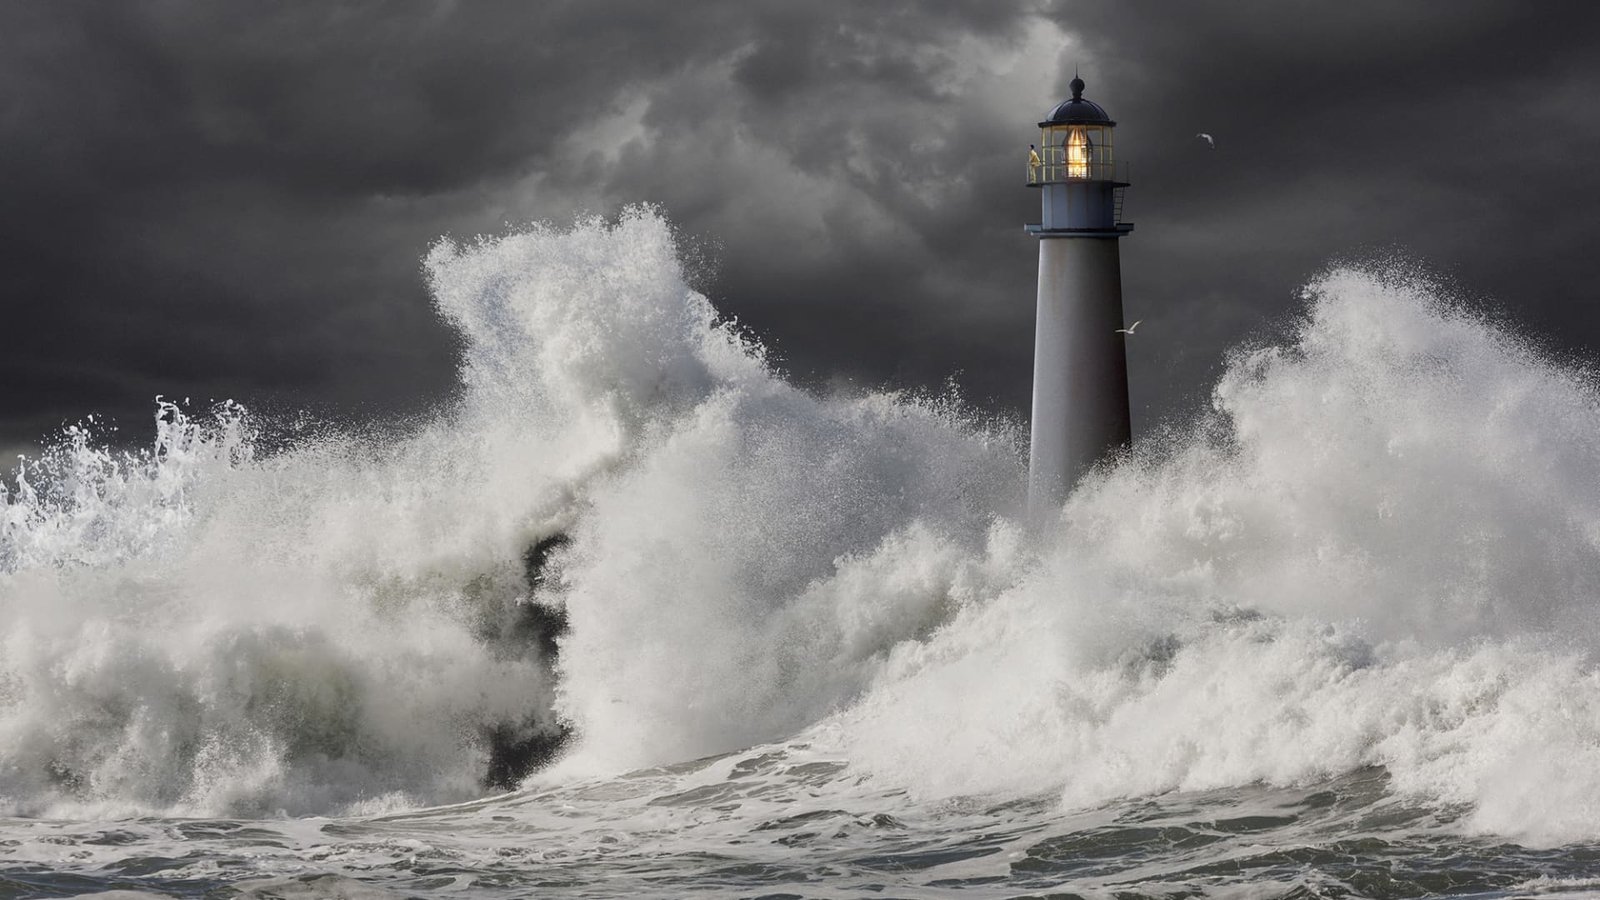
[3,1,1600,458]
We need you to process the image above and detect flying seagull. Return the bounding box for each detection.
[1196,132,1215,149]
[1116,320,1142,335]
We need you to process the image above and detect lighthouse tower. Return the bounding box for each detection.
[1025,75,1134,515]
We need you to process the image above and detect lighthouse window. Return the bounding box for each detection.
[1036,124,1114,183]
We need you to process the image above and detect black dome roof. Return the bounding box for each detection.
[1041,76,1115,126]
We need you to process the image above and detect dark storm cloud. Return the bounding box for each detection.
[3,1,1600,454]
[1054,1,1600,419]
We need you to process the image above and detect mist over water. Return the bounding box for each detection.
[6,207,1600,895]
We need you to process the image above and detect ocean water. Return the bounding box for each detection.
[5,207,1600,898]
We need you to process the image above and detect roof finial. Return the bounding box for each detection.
[1070,69,1085,100]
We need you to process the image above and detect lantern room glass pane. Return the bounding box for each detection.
[1034,124,1116,183]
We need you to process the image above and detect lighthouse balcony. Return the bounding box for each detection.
[1027,162,1118,185]
[1026,156,1120,185]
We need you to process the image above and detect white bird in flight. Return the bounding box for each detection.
[1196,132,1215,148]
[1116,319,1142,335]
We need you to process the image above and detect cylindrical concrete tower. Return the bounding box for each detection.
[1025,75,1134,516]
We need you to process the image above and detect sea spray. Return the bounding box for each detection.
[6,208,1600,853]
[427,207,1025,773]
[0,208,778,816]
[832,266,1600,845]
[0,206,1022,817]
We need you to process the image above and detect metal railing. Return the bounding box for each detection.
[1026,155,1120,184]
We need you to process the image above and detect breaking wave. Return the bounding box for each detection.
[5,207,1600,847]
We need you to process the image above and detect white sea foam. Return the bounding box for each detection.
[832,267,1600,845]
[5,208,1600,848]
[0,207,1019,818]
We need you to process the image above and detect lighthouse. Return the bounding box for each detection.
[1025,75,1134,515]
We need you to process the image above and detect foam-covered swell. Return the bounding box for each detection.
[0,206,1022,818]
[835,267,1600,846]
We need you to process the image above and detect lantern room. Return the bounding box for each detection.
[1036,75,1113,184]
[1029,76,1116,184]
[1026,76,1131,235]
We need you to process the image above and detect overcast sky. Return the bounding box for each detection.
[4,1,1600,461]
